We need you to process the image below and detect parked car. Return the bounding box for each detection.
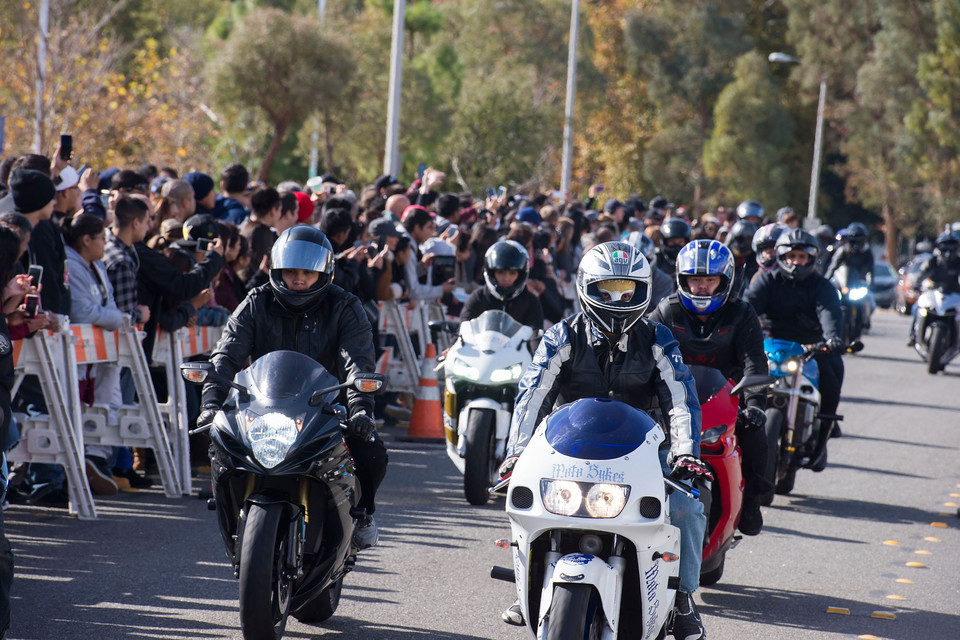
[871,261,898,308]
[895,253,931,315]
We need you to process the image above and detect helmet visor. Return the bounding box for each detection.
[271,239,334,274]
[585,278,648,310]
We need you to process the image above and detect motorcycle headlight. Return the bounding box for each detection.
[490,362,524,383]
[849,287,869,301]
[540,479,631,518]
[783,359,800,374]
[701,424,728,445]
[584,483,629,518]
[451,358,480,381]
[245,412,299,469]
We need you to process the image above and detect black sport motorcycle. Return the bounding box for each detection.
[181,351,384,640]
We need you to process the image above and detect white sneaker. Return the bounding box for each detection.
[353,515,379,549]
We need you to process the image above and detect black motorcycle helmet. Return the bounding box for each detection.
[846,221,869,252]
[725,220,757,259]
[658,218,691,262]
[775,228,820,281]
[736,200,764,223]
[483,240,529,301]
[935,232,959,261]
[269,226,336,312]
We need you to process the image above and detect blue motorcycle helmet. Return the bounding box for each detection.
[676,240,736,315]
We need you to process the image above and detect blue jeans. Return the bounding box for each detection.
[660,449,705,595]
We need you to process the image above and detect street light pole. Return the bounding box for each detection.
[560,0,580,196]
[34,0,50,153]
[383,0,406,177]
[768,52,825,230]
[308,0,328,179]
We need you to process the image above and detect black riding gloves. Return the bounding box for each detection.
[346,413,377,440]
[738,406,766,431]
[672,454,714,482]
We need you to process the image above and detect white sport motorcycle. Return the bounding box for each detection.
[441,310,535,505]
[913,281,960,374]
[493,398,695,640]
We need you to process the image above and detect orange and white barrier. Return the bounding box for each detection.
[376,301,421,394]
[10,322,96,519]
[63,322,182,499]
[152,325,223,494]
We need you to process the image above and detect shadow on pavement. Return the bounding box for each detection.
[701,583,958,640]
[760,524,867,545]
[841,395,960,413]
[780,494,949,526]
[839,433,958,450]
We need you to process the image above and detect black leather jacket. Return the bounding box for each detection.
[649,294,767,409]
[825,245,874,285]
[917,254,960,294]
[201,283,376,417]
[460,287,543,330]
[745,270,843,345]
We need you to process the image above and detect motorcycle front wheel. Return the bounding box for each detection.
[927,324,946,374]
[292,577,343,624]
[239,502,291,640]
[761,409,783,507]
[464,409,496,506]
[545,584,604,640]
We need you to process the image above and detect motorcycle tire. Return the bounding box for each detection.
[464,410,496,506]
[239,502,291,640]
[292,577,343,624]
[775,469,796,496]
[544,583,604,640]
[761,410,783,507]
[927,324,946,375]
[700,552,726,587]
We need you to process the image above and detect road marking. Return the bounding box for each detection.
[882,540,900,546]
[944,502,959,508]
[885,594,906,601]
[872,612,897,620]
[905,562,927,568]
[827,607,850,615]
[914,550,932,555]
[859,635,882,639]
[950,493,960,498]
[924,536,941,542]
[930,522,948,528]
[895,578,914,584]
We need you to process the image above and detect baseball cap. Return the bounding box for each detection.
[56,166,80,191]
[374,174,401,192]
[368,218,404,238]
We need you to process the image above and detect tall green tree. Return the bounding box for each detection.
[624,1,753,210]
[704,51,792,210]
[207,7,354,181]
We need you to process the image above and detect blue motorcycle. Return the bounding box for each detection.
[761,339,841,503]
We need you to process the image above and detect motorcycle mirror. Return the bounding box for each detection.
[730,374,777,396]
[180,362,214,384]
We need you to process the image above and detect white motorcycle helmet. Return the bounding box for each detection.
[576,241,652,336]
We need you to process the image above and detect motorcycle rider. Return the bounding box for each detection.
[753,223,785,278]
[626,230,674,310]
[499,241,710,640]
[655,218,692,280]
[736,200,765,226]
[460,240,543,329]
[906,232,960,347]
[825,222,874,285]
[745,229,844,471]
[649,240,771,535]
[725,220,758,299]
[198,226,387,549]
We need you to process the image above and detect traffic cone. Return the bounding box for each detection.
[399,343,445,443]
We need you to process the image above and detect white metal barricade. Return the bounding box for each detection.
[376,301,421,393]
[153,325,223,495]
[63,322,182,498]
[9,324,97,520]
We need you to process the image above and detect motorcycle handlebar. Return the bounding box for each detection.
[664,476,699,500]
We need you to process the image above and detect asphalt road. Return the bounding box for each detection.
[8,310,960,639]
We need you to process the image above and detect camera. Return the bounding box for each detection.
[196,238,212,252]
[27,265,43,289]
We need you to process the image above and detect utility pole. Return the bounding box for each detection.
[34,0,50,153]
[308,0,329,179]
[560,0,580,196]
[383,0,405,177]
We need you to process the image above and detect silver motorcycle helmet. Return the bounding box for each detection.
[576,241,652,336]
[269,226,336,312]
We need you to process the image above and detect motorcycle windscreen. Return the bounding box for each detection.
[687,365,728,405]
[461,310,525,344]
[544,398,658,460]
[244,350,339,401]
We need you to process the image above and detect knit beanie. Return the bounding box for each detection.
[9,169,56,213]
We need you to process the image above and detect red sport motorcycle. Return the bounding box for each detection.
[689,365,773,586]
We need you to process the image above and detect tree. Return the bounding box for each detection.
[704,51,792,210]
[207,7,354,181]
[624,1,753,210]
